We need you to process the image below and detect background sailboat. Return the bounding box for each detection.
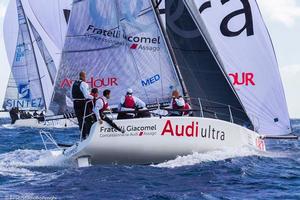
[2,0,75,128]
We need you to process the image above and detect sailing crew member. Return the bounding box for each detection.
[169,90,191,116]
[71,71,93,139]
[33,111,38,118]
[91,88,124,133]
[9,107,19,124]
[117,88,149,119]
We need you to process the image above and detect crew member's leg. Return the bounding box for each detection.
[84,114,96,139]
[74,101,84,131]
[102,114,123,132]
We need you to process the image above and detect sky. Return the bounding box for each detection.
[0,0,299,118]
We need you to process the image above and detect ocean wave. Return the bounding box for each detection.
[0,149,72,179]
[152,147,289,168]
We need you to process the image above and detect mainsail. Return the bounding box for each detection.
[50,0,183,114]
[3,0,45,110]
[183,0,291,135]
[155,0,253,127]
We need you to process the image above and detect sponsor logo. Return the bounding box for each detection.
[5,98,43,109]
[18,84,31,99]
[15,44,25,62]
[85,25,161,52]
[197,0,254,37]
[60,77,118,88]
[99,125,157,137]
[141,74,160,87]
[161,120,225,141]
[158,0,254,38]
[229,72,255,86]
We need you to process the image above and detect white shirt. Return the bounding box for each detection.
[80,81,93,100]
[93,96,110,120]
[119,95,146,110]
[170,97,185,108]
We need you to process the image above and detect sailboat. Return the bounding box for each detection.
[2,0,76,128]
[44,0,295,166]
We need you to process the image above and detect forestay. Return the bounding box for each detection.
[183,0,291,135]
[50,0,183,115]
[3,0,45,110]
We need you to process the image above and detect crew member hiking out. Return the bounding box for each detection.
[71,71,93,139]
[169,90,192,116]
[91,88,124,133]
[117,88,150,119]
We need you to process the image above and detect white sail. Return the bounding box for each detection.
[4,0,19,67]
[21,0,72,68]
[183,0,291,135]
[3,0,72,111]
[50,0,183,114]
[3,0,45,110]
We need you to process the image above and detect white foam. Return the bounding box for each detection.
[0,149,72,180]
[1,124,17,129]
[153,147,268,168]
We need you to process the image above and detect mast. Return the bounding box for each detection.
[18,0,47,111]
[150,0,188,97]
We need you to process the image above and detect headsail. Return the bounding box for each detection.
[154,0,253,127]
[50,0,183,114]
[3,0,45,111]
[183,0,291,135]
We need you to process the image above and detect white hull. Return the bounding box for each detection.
[60,117,265,165]
[11,118,78,128]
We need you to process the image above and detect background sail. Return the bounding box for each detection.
[3,0,72,111]
[184,0,291,135]
[156,0,253,127]
[21,0,72,69]
[50,0,183,114]
[3,0,45,110]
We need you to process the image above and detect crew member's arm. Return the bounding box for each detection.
[93,99,104,122]
[80,82,93,99]
[175,97,185,107]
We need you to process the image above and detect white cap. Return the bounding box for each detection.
[127,88,133,94]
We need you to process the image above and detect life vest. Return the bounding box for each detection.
[183,103,191,115]
[123,95,135,109]
[91,97,109,114]
[172,98,191,115]
[98,97,109,113]
[72,80,84,99]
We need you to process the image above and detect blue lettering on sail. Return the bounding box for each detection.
[18,84,30,99]
[141,74,160,87]
[15,45,25,62]
[5,98,43,109]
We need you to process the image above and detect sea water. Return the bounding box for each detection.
[0,118,299,200]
